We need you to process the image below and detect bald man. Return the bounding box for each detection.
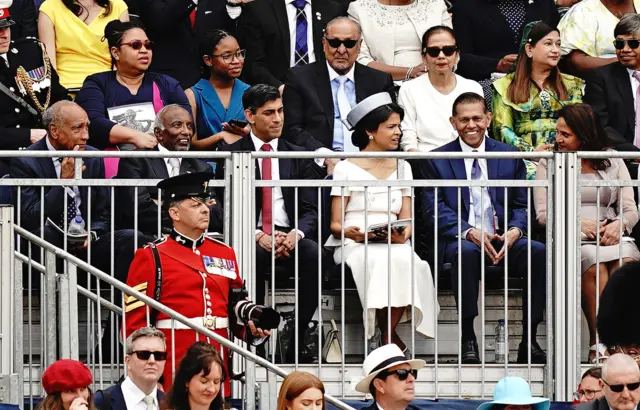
[576,354,640,410]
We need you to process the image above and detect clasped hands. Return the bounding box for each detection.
[465,227,521,265]
[256,230,301,258]
[343,226,409,244]
[582,218,622,246]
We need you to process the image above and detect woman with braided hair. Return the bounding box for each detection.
[186,30,250,151]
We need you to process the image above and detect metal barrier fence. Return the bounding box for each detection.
[1,149,637,407]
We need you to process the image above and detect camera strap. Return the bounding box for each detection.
[149,242,163,326]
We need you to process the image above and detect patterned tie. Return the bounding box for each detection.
[168,157,180,177]
[293,0,309,67]
[260,144,273,235]
[60,193,77,228]
[143,395,154,410]
[471,157,496,234]
[633,71,640,148]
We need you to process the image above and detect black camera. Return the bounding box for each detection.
[235,300,281,329]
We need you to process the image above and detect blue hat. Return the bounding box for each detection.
[476,377,550,410]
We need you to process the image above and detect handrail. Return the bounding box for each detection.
[13,225,356,410]
[14,251,123,315]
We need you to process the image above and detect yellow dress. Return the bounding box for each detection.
[39,0,128,89]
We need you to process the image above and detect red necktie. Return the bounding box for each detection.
[189,8,197,30]
[261,144,273,234]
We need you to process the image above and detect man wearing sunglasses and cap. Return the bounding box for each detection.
[125,172,276,393]
[0,0,67,177]
[576,354,640,410]
[282,17,394,174]
[356,344,425,410]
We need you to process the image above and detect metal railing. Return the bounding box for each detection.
[1,149,638,407]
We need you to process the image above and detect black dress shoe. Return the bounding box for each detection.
[517,341,547,364]
[462,340,481,364]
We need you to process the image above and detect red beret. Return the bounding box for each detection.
[41,360,93,394]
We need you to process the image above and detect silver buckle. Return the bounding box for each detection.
[204,317,216,329]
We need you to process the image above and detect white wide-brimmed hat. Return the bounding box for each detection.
[355,344,425,393]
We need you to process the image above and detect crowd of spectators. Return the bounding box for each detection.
[3,0,640,367]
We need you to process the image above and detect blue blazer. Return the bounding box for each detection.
[9,138,110,235]
[94,383,165,410]
[421,137,528,263]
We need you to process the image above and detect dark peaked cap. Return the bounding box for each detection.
[597,261,640,348]
[157,171,214,201]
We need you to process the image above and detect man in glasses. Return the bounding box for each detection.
[282,17,395,174]
[574,367,605,404]
[355,344,424,410]
[576,354,640,410]
[95,327,167,410]
[584,14,640,161]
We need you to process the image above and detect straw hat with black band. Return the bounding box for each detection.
[355,344,425,393]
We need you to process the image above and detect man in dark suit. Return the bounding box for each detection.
[421,92,547,364]
[134,0,200,89]
[194,0,244,45]
[575,354,640,410]
[241,0,344,90]
[116,105,222,236]
[218,84,322,362]
[584,14,640,154]
[0,7,67,177]
[8,0,36,39]
[9,101,141,285]
[94,327,166,410]
[282,17,395,169]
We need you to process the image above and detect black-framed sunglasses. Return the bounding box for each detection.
[211,49,247,64]
[424,46,457,58]
[324,37,359,49]
[121,40,154,51]
[613,38,640,50]
[131,350,168,361]
[383,369,418,381]
[603,380,640,393]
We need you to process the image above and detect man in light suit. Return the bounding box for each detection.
[575,354,640,410]
[94,327,166,410]
[420,92,547,365]
[282,17,395,169]
[116,105,222,236]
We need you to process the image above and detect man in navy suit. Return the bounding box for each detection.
[94,327,166,410]
[9,101,141,285]
[421,93,547,365]
[217,84,322,363]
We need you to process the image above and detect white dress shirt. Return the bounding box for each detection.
[45,137,82,216]
[121,377,159,410]
[286,0,315,67]
[157,144,182,177]
[252,133,305,238]
[627,68,640,106]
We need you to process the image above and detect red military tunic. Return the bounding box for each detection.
[124,230,243,393]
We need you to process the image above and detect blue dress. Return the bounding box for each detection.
[190,78,250,140]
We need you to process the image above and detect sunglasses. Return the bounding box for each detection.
[603,380,640,393]
[613,38,640,50]
[121,40,154,51]
[383,369,418,381]
[324,37,359,49]
[424,46,457,58]
[131,350,167,361]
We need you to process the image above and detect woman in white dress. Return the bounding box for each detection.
[399,25,483,152]
[348,0,451,82]
[325,93,439,355]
